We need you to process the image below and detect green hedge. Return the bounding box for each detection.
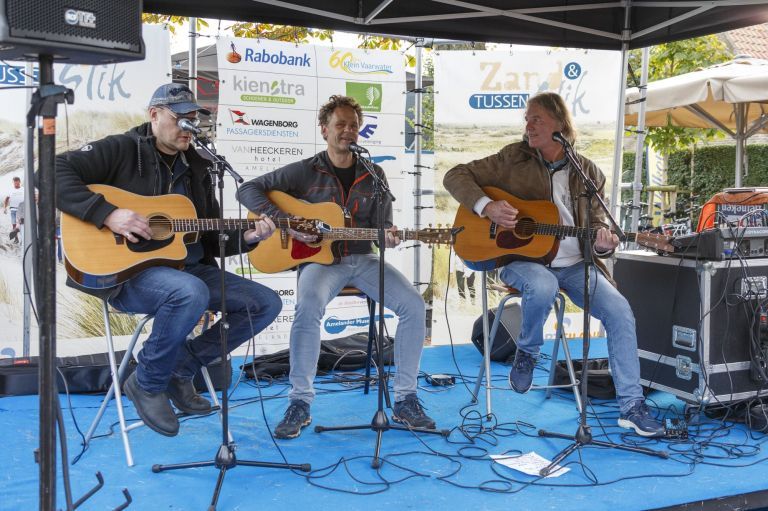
[667,145,768,201]
[623,144,768,205]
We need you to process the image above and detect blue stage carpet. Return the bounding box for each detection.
[2,341,768,510]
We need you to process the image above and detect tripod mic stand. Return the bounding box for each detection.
[538,135,668,476]
[314,149,448,469]
[151,135,309,510]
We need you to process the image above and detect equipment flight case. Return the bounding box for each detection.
[614,251,768,404]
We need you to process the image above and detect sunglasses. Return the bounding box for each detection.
[161,107,201,127]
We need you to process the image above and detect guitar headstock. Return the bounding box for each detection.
[635,231,675,254]
[415,227,455,246]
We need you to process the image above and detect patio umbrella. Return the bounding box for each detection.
[625,57,768,187]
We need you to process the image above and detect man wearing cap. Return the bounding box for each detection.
[56,83,282,437]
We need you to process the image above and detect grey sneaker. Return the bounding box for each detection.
[274,400,311,439]
[618,401,664,437]
[393,394,436,429]
[509,349,536,393]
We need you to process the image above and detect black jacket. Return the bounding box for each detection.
[56,122,253,296]
[236,151,392,258]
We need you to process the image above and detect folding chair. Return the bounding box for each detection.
[472,271,583,417]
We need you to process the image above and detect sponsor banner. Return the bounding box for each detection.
[354,112,404,147]
[218,105,316,144]
[321,298,400,340]
[218,68,317,111]
[315,46,403,83]
[434,49,621,125]
[217,37,317,76]
[317,77,405,116]
[0,24,170,122]
[218,139,313,169]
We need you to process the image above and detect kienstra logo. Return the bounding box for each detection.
[329,51,393,75]
[230,75,306,105]
[345,82,382,112]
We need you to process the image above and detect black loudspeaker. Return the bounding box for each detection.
[0,0,145,65]
[470,302,521,363]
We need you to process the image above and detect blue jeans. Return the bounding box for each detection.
[499,260,644,413]
[289,253,426,404]
[109,263,282,392]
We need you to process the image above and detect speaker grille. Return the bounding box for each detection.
[6,0,142,51]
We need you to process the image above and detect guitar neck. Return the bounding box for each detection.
[534,223,637,242]
[323,228,415,241]
[165,217,291,232]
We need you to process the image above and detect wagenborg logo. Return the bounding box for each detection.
[228,109,299,128]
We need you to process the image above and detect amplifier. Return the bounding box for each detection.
[672,227,768,260]
[0,0,145,65]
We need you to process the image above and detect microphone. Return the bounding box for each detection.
[551,131,569,146]
[177,118,202,135]
[347,142,368,154]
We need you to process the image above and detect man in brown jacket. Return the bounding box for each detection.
[444,92,663,437]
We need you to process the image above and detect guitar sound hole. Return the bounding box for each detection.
[148,214,173,240]
[496,217,535,249]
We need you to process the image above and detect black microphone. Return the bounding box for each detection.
[177,118,202,135]
[551,131,569,146]
[348,142,368,154]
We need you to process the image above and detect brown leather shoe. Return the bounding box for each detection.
[167,376,212,415]
[123,372,179,437]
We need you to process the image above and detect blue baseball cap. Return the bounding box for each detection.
[148,83,210,115]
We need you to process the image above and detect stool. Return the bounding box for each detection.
[82,298,219,467]
[337,286,379,397]
[471,272,583,417]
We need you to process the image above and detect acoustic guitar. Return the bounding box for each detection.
[248,190,455,273]
[61,184,320,289]
[452,186,675,271]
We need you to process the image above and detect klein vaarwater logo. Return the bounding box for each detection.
[346,82,382,112]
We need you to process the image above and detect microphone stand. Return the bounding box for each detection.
[537,136,667,476]
[152,132,310,510]
[314,147,448,469]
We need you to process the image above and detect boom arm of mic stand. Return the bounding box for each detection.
[561,144,624,239]
[357,154,395,203]
[192,135,243,183]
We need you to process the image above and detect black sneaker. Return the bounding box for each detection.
[618,401,664,437]
[392,394,436,429]
[509,350,536,393]
[274,400,311,439]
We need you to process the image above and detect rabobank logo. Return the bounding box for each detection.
[242,47,312,68]
[346,82,382,112]
[329,51,393,75]
[226,109,300,138]
[468,93,529,110]
[324,313,394,334]
[230,75,305,105]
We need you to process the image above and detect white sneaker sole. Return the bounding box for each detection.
[617,418,662,437]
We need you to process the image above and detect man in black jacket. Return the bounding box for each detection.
[56,83,282,437]
[237,95,435,439]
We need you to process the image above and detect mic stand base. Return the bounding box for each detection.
[537,425,669,476]
[152,443,310,511]
[315,409,449,469]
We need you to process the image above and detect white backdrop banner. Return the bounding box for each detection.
[216,38,407,355]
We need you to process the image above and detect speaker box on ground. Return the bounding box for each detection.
[470,302,521,363]
[0,0,145,64]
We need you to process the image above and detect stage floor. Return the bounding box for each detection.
[2,341,768,511]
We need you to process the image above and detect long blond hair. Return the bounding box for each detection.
[527,92,576,145]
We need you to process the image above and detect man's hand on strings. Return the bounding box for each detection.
[104,208,152,243]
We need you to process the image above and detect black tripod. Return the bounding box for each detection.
[314,149,448,468]
[151,133,309,510]
[538,133,668,476]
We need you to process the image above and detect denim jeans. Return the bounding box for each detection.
[109,263,282,393]
[499,260,644,413]
[289,253,426,404]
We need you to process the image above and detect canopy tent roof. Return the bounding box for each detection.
[144,0,768,51]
